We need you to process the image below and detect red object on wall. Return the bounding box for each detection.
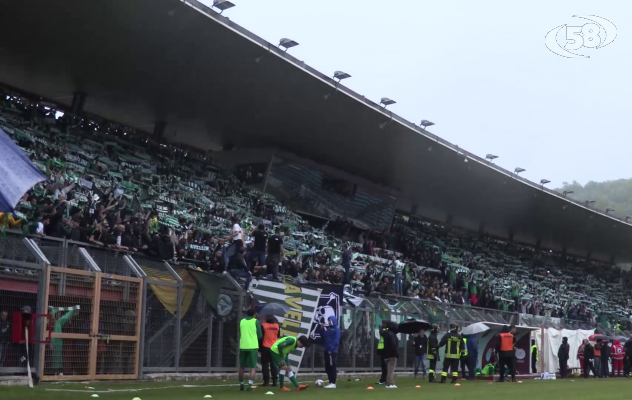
[11,311,52,344]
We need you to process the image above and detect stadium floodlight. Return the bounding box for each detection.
[514,167,525,174]
[380,97,396,108]
[419,120,434,129]
[213,0,235,14]
[486,154,498,162]
[584,200,596,206]
[606,208,615,214]
[540,179,550,186]
[563,190,574,197]
[324,71,351,100]
[278,38,299,51]
[333,71,351,82]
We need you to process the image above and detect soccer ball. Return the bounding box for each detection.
[315,379,324,387]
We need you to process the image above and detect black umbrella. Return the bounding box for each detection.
[397,318,432,334]
[256,302,290,316]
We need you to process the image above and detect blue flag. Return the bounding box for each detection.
[0,128,46,212]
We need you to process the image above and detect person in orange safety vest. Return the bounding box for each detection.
[261,316,281,387]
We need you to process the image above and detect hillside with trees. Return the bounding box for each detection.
[558,179,632,218]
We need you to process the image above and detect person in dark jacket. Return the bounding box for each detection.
[624,337,632,378]
[316,316,341,388]
[582,339,597,378]
[412,329,428,379]
[228,248,252,290]
[0,310,9,367]
[558,337,570,378]
[600,340,611,378]
[341,245,351,285]
[467,334,478,380]
[381,321,399,388]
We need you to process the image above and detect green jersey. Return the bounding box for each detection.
[271,336,298,356]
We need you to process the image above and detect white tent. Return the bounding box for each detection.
[534,328,594,374]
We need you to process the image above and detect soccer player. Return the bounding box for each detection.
[239,309,262,391]
[270,335,310,391]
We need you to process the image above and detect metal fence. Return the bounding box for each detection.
[0,230,609,379]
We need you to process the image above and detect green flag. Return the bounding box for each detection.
[188,270,224,311]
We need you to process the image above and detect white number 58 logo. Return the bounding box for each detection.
[545,15,617,58]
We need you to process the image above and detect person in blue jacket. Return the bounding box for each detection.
[316,316,341,389]
[466,334,478,380]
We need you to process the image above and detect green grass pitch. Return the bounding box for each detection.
[2,377,631,400]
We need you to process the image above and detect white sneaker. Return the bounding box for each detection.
[386,385,397,389]
[324,384,336,389]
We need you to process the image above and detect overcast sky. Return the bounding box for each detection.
[201,0,630,188]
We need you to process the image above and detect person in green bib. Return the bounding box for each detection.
[270,335,310,391]
[239,309,262,391]
[376,322,389,385]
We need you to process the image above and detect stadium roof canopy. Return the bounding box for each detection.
[1,0,631,262]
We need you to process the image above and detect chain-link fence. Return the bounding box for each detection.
[0,231,609,379]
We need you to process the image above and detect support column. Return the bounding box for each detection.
[154,121,167,139]
[478,221,486,237]
[70,92,87,115]
[446,215,454,226]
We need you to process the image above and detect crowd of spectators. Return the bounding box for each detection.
[2,86,632,332]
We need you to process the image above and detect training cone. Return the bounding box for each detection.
[204,396,212,398]
[367,386,374,390]
[86,387,95,389]
[488,382,493,384]
[454,383,461,386]
[518,381,523,384]
[415,385,421,388]
[265,391,274,395]
[132,397,141,400]
[91,395,99,398]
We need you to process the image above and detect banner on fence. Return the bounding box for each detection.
[188,270,224,311]
[249,280,322,373]
[303,283,343,342]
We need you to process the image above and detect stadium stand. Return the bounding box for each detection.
[1,83,632,339]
